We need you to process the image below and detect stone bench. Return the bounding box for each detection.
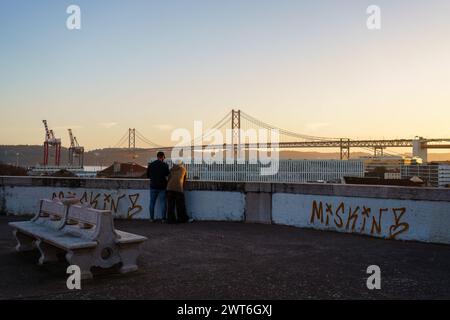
[9,198,147,279]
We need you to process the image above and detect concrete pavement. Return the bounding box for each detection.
[1,216,450,299]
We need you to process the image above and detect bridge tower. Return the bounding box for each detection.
[340,138,350,160]
[413,137,428,162]
[374,147,384,157]
[128,128,136,150]
[231,109,241,146]
[231,109,241,160]
[128,128,138,160]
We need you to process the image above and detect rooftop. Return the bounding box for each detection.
[1,217,450,299]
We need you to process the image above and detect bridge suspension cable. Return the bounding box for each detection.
[189,109,344,147]
[135,129,164,148]
[191,110,232,146]
[113,131,129,148]
[112,129,164,149]
[108,109,449,161]
[239,111,341,141]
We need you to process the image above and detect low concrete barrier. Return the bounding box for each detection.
[1,176,450,244]
[0,177,246,221]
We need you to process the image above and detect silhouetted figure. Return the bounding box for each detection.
[166,159,190,224]
[147,151,170,222]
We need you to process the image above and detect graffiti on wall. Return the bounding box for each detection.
[310,200,409,239]
[51,190,143,219]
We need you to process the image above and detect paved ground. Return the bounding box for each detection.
[1,216,450,299]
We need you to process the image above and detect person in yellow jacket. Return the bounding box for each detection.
[166,159,191,224]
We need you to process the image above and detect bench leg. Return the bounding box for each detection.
[118,243,142,274]
[35,239,63,265]
[13,230,35,252]
[65,250,94,280]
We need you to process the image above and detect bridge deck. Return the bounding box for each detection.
[151,139,450,151]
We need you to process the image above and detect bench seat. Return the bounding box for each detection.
[9,199,147,279]
[9,221,97,250]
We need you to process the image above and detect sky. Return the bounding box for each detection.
[0,0,450,150]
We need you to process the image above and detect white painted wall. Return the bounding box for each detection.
[186,191,245,221]
[272,193,450,244]
[0,186,245,221]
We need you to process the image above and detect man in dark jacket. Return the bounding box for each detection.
[147,151,170,222]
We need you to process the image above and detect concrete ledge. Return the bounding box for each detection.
[185,180,246,192]
[1,176,149,189]
[272,183,450,202]
[1,176,450,202]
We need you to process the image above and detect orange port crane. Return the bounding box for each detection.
[68,129,85,167]
[42,120,62,166]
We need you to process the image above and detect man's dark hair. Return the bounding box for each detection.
[157,151,165,159]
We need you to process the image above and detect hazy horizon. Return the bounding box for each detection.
[1,1,450,150]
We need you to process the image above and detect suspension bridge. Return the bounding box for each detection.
[113,109,450,161]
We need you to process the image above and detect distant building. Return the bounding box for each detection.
[401,163,450,188]
[384,172,401,180]
[361,156,422,178]
[27,165,88,177]
[181,159,364,183]
[97,162,147,178]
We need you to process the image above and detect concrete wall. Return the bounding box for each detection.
[2,176,450,244]
[272,194,449,243]
[0,177,245,221]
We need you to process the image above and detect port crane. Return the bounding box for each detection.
[42,120,62,166]
[68,129,85,167]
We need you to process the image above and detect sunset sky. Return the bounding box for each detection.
[1,0,450,150]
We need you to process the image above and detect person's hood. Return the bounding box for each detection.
[171,164,184,171]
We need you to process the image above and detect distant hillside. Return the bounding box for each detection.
[0,145,66,167]
[0,145,164,167]
[0,145,151,167]
[0,163,27,176]
[1,145,450,167]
